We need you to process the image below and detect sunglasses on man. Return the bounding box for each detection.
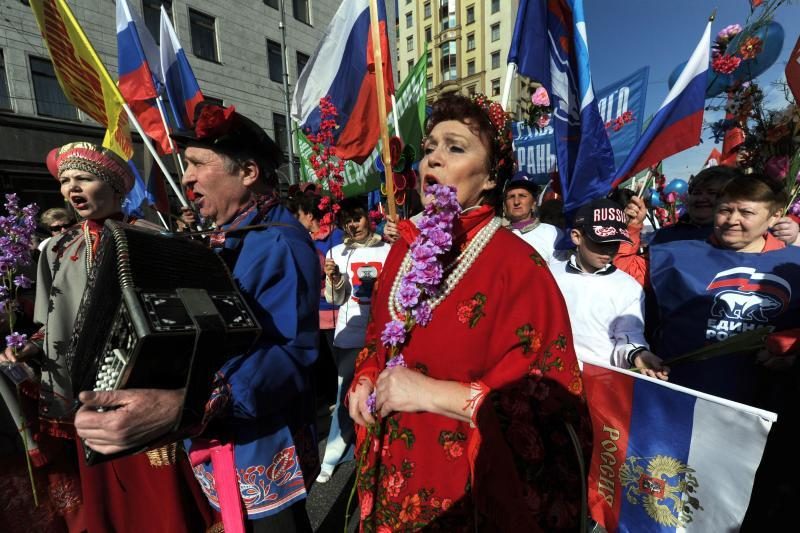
[48,223,71,232]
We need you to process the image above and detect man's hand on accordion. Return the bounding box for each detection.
[75,388,184,454]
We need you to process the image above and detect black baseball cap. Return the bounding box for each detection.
[573,198,633,245]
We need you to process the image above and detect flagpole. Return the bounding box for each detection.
[123,102,191,209]
[636,169,653,198]
[501,63,517,109]
[154,95,186,176]
[390,94,402,143]
[368,0,397,220]
[279,0,297,185]
[154,209,169,229]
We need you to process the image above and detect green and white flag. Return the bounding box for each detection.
[296,47,428,198]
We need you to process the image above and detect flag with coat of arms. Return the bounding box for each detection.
[583,361,775,532]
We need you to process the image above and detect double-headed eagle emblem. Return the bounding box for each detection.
[620,455,703,527]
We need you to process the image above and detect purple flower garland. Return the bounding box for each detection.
[367,184,460,414]
[0,193,39,350]
[346,184,461,531]
[0,193,40,506]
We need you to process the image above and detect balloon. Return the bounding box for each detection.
[668,21,784,98]
[649,190,663,208]
[664,178,688,197]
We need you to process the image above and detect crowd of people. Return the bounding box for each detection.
[1,92,799,532]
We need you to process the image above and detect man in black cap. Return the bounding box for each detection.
[550,198,668,379]
[75,104,321,532]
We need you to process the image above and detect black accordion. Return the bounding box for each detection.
[68,220,261,464]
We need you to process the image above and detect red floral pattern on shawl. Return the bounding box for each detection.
[354,206,592,531]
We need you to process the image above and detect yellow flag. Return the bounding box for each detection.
[29,0,133,159]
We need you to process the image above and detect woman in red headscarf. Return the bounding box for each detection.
[348,96,591,532]
[1,142,216,532]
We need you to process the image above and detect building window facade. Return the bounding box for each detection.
[466,5,474,24]
[189,9,218,61]
[491,51,500,70]
[407,35,414,51]
[466,32,475,51]
[491,78,500,96]
[424,2,431,18]
[439,0,456,31]
[293,0,310,24]
[30,57,77,120]
[296,51,309,77]
[491,0,500,14]
[440,40,457,81]
[427,75,433,89]
[267,39,283,82]
[467,59,475,76]
[425,26,432,43]
[406,12,413,28]
[273,112,288,153]
[143,0,171,44]
[0,50,11,110]
[264,0,279,8]
[491,23,500,42]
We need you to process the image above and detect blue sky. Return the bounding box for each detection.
[583,0,800,180]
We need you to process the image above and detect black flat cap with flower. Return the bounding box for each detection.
[171,102,285,176]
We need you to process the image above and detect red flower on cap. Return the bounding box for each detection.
[195,105,237,140]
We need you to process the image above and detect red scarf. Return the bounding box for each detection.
[398,204,496,244]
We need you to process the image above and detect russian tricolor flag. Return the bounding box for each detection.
[584,362,774,532]
[612,21,710,183]
[160,6,204,129]
[116,0,171,153]
[291,0,394,164]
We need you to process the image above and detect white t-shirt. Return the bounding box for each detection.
[509,221,563,263]
[551,255,648,368]
[325,238,391,349]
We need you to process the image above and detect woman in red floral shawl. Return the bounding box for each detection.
[348,95,592,532]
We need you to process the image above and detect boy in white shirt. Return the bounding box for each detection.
[551,198,668,379]
[318,197,391,482]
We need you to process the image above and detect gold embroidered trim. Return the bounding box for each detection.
[206,522,225,533]
[146,443,178,467]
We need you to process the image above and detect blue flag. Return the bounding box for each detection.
[122,161,155,218]
[513,67,650,183]
[509,0,616,217]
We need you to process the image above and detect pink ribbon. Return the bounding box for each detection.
[189,439,245,533]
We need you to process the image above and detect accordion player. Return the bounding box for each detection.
[68,220,261,464]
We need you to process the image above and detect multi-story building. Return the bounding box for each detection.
[396,0,528,116]
[0,0,396,209]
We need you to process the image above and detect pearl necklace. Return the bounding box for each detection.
[82,221,95,272]
[388,217,502,322]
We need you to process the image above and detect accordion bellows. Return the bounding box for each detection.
[68,220,261,464]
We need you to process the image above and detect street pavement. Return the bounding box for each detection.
[307,404,360,533]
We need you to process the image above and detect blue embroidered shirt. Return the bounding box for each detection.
[188,203,321,519]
